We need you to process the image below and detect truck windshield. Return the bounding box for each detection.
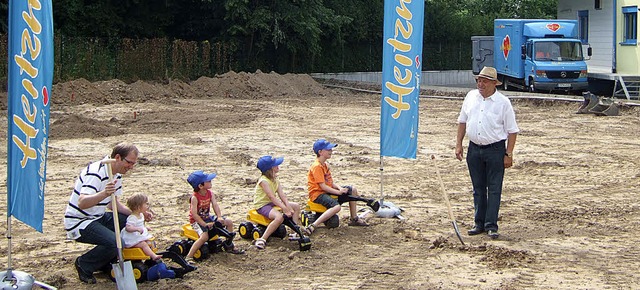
[534,41,583,61]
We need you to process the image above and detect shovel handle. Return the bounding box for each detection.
[432,155,465,245]
[432,155,456,221]
[104,161,126,266]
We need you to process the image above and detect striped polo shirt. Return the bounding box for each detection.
[64,158,123,240]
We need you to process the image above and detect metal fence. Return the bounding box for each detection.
[0,34,233,84]
[0,34,472,85]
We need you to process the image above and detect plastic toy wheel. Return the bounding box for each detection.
[109,268,116,282]
[132,261,148,283]
[273,224,287,239]
[100,263,113,275]
[301,211,316,227]
[251,227,263,240]
[324,215,339,228]
[238,222,254,239]
[167,240,187,256]
[208,238,224,253]
[182,240,194,255]
[108,261,147,283]
[194,243,209,261]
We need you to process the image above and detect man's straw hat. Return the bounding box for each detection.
[474,66,502,85]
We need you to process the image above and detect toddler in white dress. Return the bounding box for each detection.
[121,193,162,261]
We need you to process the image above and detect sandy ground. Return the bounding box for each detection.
[1,72,640,289]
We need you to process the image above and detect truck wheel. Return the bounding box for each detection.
[528,78,536,93]
[502,79,509,91]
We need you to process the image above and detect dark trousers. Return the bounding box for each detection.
[466,140,506,231]
[76,212,128,273]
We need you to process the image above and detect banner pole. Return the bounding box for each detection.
[379,156,385,204]
[5,214,12,277]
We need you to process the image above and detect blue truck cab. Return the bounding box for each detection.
[473,19,590,93]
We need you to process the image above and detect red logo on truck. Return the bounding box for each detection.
[501,35,511,60]
[546,23,560,32]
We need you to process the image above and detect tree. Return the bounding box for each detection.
[223,0,350,72]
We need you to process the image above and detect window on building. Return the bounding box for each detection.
[622,6,638,45]
[578,10,589,44]
[595,0,602,10]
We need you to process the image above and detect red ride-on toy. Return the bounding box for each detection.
[167,217,240,261]
[238,208,311,251]
[301,194,380,228]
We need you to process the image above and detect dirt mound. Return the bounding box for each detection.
[47,70,331,108]
[43,72,333,139]
[50,113,124,139]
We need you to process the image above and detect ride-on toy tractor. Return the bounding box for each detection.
[238,208,311,251]
[301,194,380,228]
[106,239,196,283]
[167,218,240,261]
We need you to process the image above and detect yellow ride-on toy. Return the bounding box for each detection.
[238,209,311,251]
[167,217,241,261]
[106,239,197,283]
[301,194,380,228]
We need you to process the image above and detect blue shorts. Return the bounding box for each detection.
[191,215,218,237]
[313,186,353,208]
[257,202,275,218]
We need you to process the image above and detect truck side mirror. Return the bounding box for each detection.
[521,45,526,60]
[588,47,592,56]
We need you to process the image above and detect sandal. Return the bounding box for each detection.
[303,224,315,236]
[348,217,369,227]
[227,247,245,254]
[185,257,196,265]
[255,238,266,250]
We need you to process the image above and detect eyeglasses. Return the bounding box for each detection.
[123,157,136,165]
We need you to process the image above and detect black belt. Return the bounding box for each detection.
[470,140,505,149]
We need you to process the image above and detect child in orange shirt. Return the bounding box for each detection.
[304,139,379,235]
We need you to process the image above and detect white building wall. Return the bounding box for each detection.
[558,0,614,73]
[310,71,475,87]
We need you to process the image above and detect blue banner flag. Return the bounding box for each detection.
[7,0,54,232]
[380,0,425,159]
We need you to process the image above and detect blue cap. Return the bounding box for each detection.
[187,170,217,190]
[313,139,338,154]
[257,156,284,173]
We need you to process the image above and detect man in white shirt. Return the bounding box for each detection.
[455,67,519,239]
[64,142,150,283]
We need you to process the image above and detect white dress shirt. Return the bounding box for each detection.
[457,89,519,145]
